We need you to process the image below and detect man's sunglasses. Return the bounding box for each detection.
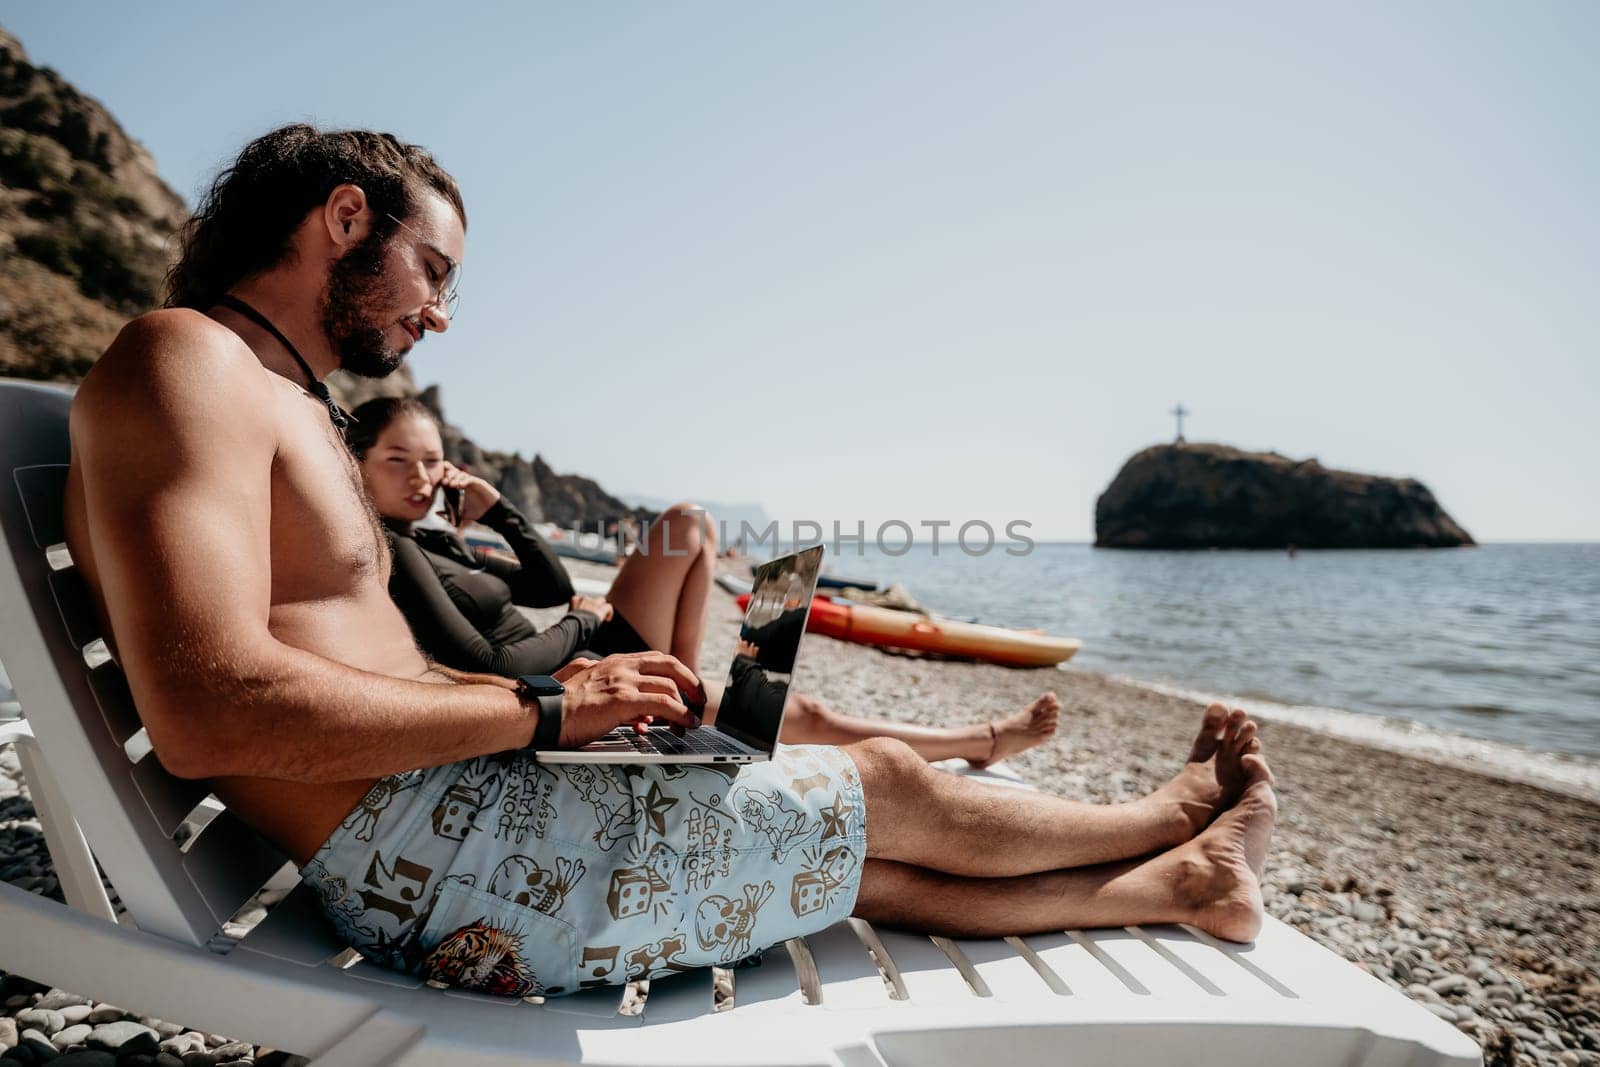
[386,212,461,319]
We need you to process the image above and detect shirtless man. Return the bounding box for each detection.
[64,124,1277,996]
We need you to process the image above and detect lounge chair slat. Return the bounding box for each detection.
[538,984,635,1021]
[13,463,69,550]
[129,754,213,835]
[877,930,982,1002]
[802,921,897,1009]
[634,968,717,1024]
[1129,924,1277,999]
[46,565,101,651]
[1018,931,1141,999]
[712,943,807,1015]
[1068,928,1207,997]
[86,663,143,745]
[236,882,349,966]
[954,936,1068,1001]
[179,809,291,925]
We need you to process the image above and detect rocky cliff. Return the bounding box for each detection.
[1095,443,1474,549]
[0,23,185,379]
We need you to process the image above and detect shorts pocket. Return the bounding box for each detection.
[414,878,579,997]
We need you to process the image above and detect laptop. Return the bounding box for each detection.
[536,544,824,765]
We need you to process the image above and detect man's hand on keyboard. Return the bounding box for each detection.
[556,652,706,748]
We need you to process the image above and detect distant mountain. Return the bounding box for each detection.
[1095,442,1475,549]
[0,22,185,380]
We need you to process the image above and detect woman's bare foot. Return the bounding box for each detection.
[969,692,1061,769]
[1146,703,1266,841]
[1165,755,1277,942]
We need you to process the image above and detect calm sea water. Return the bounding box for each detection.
[817,542,1600,767]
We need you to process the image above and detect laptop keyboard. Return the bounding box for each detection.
[610,728,747,756]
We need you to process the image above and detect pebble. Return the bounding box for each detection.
[13,1012,62,1038]
[1352,901,1386,923]
[81,1010,120,1027]
[49,1011,85,1030]
[157,1036,205,1058]
[1406,983,1445,1005]
[1429,974,1470,995]
[27,997,84,1016]
[19,1029,58,1060]
[150,1022,184,1040]
[0,1018,15,1049]
[86,1021,156,1053]
[48,1025,89,1049]
[208,1044,251,1061]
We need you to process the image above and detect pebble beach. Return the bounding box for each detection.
[1,560,1596,1065]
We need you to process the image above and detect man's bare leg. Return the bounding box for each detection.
[605,502,715,674]
[852,704,1263,876]
[852,763,1276,942]
[777,691,1061,765]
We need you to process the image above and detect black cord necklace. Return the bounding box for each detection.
[215,294,353,432]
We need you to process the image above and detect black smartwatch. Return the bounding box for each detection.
[515,675,565,750]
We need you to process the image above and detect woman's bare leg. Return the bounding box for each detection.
[694,684,1060,765]
[777,691,1060,764]
[851,705,1265,876]
[604,502,716,674]
[851,772,1276,943]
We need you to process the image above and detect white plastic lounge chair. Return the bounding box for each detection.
[0,379,1481,1066]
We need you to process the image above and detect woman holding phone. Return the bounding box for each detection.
[349,397,1060,766]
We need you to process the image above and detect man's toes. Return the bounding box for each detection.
[1190,703,1222,764]
[1232,720,1258,752]
[1241,752,1275,786]
[1222,707,1248,743]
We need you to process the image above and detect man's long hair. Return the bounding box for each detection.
[164,124,466,311]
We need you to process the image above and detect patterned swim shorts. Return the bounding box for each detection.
[298,744,867,998]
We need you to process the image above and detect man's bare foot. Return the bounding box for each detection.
[969,692,1061,769]
[1148,703,1268,841]
[1166,755,1276,942]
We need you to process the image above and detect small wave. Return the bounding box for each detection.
[1403,659,1563,681]
[1110,676,1600,804]
[1451,703,1517,719]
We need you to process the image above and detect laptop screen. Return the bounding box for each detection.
[714,545,824,753]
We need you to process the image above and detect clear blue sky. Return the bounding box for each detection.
[7,2,1597,540]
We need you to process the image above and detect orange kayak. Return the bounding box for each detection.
[738,594,1082,668]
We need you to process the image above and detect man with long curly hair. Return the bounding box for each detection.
[63,123,1276,999]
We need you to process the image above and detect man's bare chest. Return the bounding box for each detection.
[268,401,388,601]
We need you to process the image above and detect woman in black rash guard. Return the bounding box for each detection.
[351,397,1064,767]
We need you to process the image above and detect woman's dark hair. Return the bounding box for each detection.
[165,123,466,311]
[346,396,439,458]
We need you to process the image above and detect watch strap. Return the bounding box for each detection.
[531,690,564,749]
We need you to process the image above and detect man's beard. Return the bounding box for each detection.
[320,233,407,379]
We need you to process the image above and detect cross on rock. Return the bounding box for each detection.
[1171,403,1189,443]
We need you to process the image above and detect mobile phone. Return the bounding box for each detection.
[441,486,464,526]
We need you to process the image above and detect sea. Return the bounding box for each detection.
[816,542,1600,800]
